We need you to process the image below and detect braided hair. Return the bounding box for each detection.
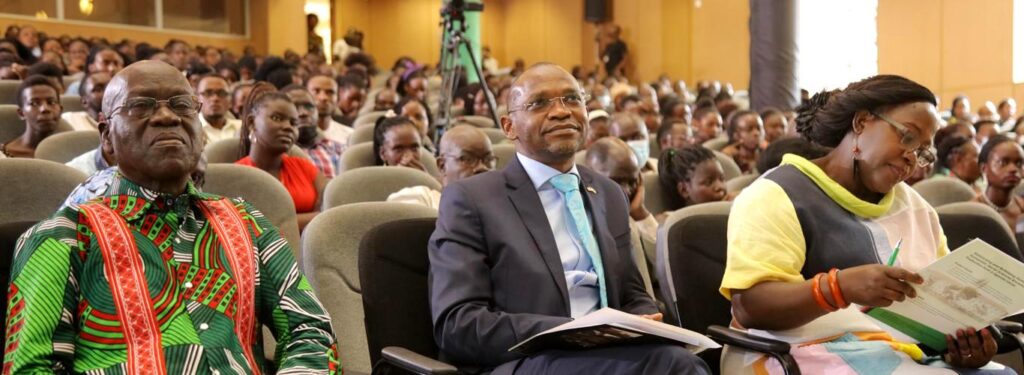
[796,75,936,148]
[934,135,972,172]
[658,145,716,210]
[372,115,420,166]
[238,82,291,159]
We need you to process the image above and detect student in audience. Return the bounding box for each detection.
[656,118,693,151]
[197,75,242,143]
[1011,116,1024,144]
[429,63,709,374]
[26,62,65,92]
[0,75,62,158]
[255,56,299,89]
[998,98,1017,131]
[164,39,191,71]
[236,83,326,231]
[975,119,999,146]
[283,84,346,178]
[61,71,110,131]
[397,65,427,101]
[393,96,436,152]
[721,110,765,174]
[373,88,397,111]
[978,100,998,122]
[65,38,89,75]
[974,134,1024,234]
[333,74,365,126]
[373,115,427,172]
[661,98,692,125]
[4,61,341,373]
[934,135,982,191]
[949,94,972,124]
[0,51,24,79]
[761,107,788,145]
[585,109,611,148]
[307,75,353,145]
[657,145,728,218]
[691,105,724,146]
[215,60,240,84]
[388,125,494,208]
[720,75,1009,373]
[66,46,125,94]
[609,112,656,172]
[231,82,254,118]
[585,137,658,241]
[755,136,830,174]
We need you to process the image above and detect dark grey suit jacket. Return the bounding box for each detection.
[428,155,658,370]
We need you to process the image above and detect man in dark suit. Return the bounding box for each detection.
[429,63,710,374]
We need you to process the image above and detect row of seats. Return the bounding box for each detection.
[0,78,80,105]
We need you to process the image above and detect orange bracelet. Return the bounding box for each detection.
[811,273,837,312]
[828,268,849,309]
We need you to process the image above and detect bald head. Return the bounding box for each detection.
[103,60,192,117]
[501,63,588,171]
[438,124,496,185]
[585,137,642,199]
[507,63,580,108]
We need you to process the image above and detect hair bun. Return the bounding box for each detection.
[794,89,837,141]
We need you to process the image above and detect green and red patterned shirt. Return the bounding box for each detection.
[3,173,342,374]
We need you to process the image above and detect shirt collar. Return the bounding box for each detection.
[99,170,219,221]
[516,152,580,190]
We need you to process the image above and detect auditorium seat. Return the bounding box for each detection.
[347,124,374,147]
[936,202,1022,261]
[337,142,441,179]
[201,164,302,259]
[60,95,84,113]
[359,216,459,374]
[0,104,75,142]
[642,170,673,216]
[321,166,442,209]
[628,220,656,298]
[354,111,387,128]
[203,138,310,164]
[478,127,508,144]
[573,149,588,166]
[725,174,759,193]
[703,137,729,151]
[0,159,87,226]
[493,143,516,170]
[713,150,742,182]
[457,115,496,128]
[912,176,976,207]
[650,137,661,164]
[34,130,100,164]
[303,202,438,374]
[0,80,18,105]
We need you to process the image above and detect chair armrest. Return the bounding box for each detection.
[707,325,790,355]
[995,320,1023,334]
[380,346,459,375]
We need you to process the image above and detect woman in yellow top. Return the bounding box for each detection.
[719,75,1012,374]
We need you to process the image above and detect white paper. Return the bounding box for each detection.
[510,308,720,353]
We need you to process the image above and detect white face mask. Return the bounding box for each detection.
[626,139,650,166]
[598,94,612,110]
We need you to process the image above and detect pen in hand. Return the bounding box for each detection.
[887,238,903,267]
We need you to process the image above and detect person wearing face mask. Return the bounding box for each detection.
[609,112,656,172]
[585,137,658,244]
[282,85,347,178]
[387,125,495,209]
[235,83,326,231]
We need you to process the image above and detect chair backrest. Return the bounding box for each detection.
[0,159,87,226]
[337,142,441,179]
[354,111,387,128]
[703,137,729,151]
[0,80,18,105]
[656,201,733,371]
[458,115,496,128]
[34,130,100,164]
[303,202,438,374]
[203,138,310,164]
[61,95,84,113]
[0,104,75,144]
[912,176,976,207]
[643,170,675,216]
[347,124,375,147]
[200,164,303,261]
[493,143,516,170]
[936,202,1023,261]
[322,166,442,209]
[359,217,439,368]
[713,150,742,182]
[479,127,507,145]
[725,173,759,193]
[574,149,588,166]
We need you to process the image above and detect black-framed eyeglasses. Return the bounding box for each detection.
[509,93,589,113]
[871,111,936,168]
[107,94,202,120]
[442,153,497,168]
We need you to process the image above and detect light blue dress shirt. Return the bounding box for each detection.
[516,153,601,318]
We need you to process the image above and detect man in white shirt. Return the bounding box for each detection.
[308,75,353,144]
[387,125,495,208]
[61,71,111,131]
[584,137,658,243]
[197,75,241,143]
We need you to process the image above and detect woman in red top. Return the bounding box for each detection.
[235,82,326,231]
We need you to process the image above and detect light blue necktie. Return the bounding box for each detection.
[549,173,608,308]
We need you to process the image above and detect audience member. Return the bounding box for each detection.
[394,96,436,152]
[754,136,829,174]
[656,118,692,151]
[949,94,972,124]
[934,135,982,191]
[585,109,611,148]
[609,112,656,172]
[978,100,998,121]
[4,60,342,373]
[66,46,125,94]
[661,98,691,125]
[255,56,299,89]
[283,84,346,178]
[164,39,191,71]
[236,83,326,231]
[388,125,494,208]
[691,105,724,146]
[397,65,426,101]
[760,107,788,145]
[231,82,254,118]
[333,74,365,126]
[307,75,353,145]
[974,134,1024,234]
[585,137,658,242]
[600,24,628,79]
[197,75,242,143]
[975,119,999,146]
[372,115,427,171]
[215,60,240,84]
[65,38,89,74]
[998,98,1017,131]
[26,62,64,92]
[0,75,62,158]
[61,71,110,131]
[429,63,709,373]
[657,145,728,217]
[720,75,1006,373]
[721,110,764,174]
[373,88,397,111]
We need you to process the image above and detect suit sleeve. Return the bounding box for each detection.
[429,183,572,367]
[605,183,658,315]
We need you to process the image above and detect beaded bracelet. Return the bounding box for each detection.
[828,268,849,309]
[811,273,837,312]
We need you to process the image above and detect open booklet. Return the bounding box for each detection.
[865,239,1024,351]
[508,308,721,355]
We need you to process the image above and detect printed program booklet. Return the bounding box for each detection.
[508,308,721,355]
[865,239,1024,351]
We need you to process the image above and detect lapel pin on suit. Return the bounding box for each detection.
[586,186,597,194]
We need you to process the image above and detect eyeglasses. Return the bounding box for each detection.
[443,153,497,168]
[199,89,229,98]
[107,94,202,120]
[871,111,936,167]
[509,93,588,113]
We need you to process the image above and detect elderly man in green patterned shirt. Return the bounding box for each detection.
[3,60,342,374]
